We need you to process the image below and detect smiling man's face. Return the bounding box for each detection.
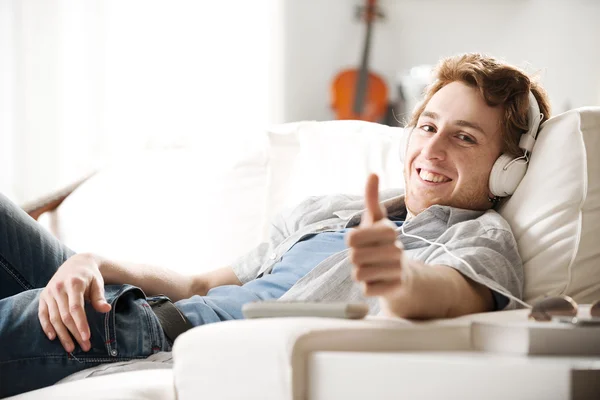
[404,81,505,214]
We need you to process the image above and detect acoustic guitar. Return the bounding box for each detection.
[331,0,388,122]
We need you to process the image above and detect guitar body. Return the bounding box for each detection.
[331,69,388,121]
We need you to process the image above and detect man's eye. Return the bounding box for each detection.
[420,124,435,133]
[457,133,476,144]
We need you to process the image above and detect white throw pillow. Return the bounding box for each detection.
[500,107,600,304]
[264,120,407,239]
[56,139,269,275]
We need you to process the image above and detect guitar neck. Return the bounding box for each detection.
[353,16,374,115]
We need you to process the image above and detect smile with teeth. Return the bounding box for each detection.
[417,169,451,183]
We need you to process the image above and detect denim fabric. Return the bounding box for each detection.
[0,193,170,398]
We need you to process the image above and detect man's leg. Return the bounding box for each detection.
[0,193,74,299]
[0,284,170,398]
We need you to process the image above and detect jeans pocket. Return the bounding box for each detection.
[72,284,169,362]
[104,284,170,359]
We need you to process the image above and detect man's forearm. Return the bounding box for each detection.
[96,255,195,301]
[94,254,242,302]
[381,261,494,319]
[442,265,494,317]
[192,266,243,295]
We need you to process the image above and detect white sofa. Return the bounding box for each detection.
[10,108,600,399]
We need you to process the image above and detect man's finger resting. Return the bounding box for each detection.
[47,300,75,352]
[67,287,90,342]
[38,299,56,341]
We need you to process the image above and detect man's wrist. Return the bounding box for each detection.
[380,261,455,319]
[91,254,122,285]
[379,259,419,318]
[73,252,103,272]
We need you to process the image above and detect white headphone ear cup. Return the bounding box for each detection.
[489,153,528,197]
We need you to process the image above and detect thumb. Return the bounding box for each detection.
[90,278,111,313]
[361,173,386,226]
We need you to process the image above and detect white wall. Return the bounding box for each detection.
[0,0,15,200]
[101,0,284,152]
[2,0,598,204]
[0,0,284,204]
[13,0,65,202]
[2,0,102,203]
[283,0,600,122]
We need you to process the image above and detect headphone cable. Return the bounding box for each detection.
[399,223,532,309]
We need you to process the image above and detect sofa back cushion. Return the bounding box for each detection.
[264,120,407,238]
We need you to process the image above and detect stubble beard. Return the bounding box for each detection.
[404,170,491,213]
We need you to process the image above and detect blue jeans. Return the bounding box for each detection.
[0,193,170,398]
[0,193,320,398]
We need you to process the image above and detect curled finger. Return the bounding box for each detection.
[350,243,404,266]
[67,283,91,344]
[38,298,56,341]
[353,262,403,283]
[346,222,397,248]
[361,279,402,297]
[55,290,89,351]
[47,297,75,353]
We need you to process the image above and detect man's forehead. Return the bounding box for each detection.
[422,82,502,137]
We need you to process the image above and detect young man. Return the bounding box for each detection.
[0,53,551,397]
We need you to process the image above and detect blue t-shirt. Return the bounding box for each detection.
[239,220,405,300]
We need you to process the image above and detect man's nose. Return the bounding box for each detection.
[421,131,447,160]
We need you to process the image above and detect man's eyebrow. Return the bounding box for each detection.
[421,111,438,120]
[454,119,487,136]
[421,110,487,136]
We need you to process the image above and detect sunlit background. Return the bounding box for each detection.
[1,0,599,204]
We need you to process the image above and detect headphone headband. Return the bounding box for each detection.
[519,91,542,153]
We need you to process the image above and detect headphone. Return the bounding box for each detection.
[488,91,543,197]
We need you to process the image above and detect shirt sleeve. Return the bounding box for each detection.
[421,225,524,311]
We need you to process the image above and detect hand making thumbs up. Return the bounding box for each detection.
[346,173,409,302]
[360,173,387,226]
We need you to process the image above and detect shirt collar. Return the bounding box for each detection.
[334,193,487,228]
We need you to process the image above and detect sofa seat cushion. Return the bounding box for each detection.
[6,369,175,400]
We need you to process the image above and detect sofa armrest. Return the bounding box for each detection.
[20,173,96,220]
[171,316,477,400]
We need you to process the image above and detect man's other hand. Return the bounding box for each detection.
[38,253,111,353]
